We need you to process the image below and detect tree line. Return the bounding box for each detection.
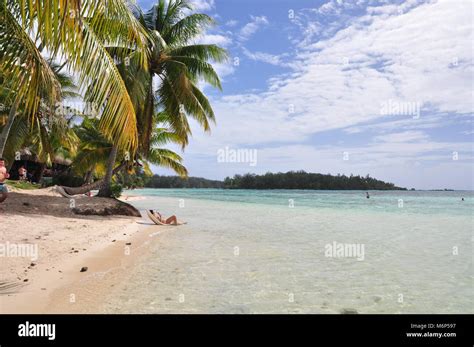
[223,172,405,190]
[143,175,223,189]
[139,171,405,190]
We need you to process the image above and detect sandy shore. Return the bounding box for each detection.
[0,188,158,313]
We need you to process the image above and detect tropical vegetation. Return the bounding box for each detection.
[223,172,406,190]
[108,172,406,190]
[0,0,228,198]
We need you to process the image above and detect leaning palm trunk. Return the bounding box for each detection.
[61,159,126,196]
[0,99,19,157]
[62,179,105,196]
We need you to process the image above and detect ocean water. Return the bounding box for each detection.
[102,189,473,313]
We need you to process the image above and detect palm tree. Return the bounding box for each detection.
[62,116,187,196]
[137,0,228,152]
[1,62,80,175]
[1,0,227,197]
[0,0,150,157]
[91,0,227,197]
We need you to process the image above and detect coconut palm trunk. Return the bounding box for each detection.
[97,144,118,197]
[0,99,19,157]
[62,159,127,196]
[84,169,93,185]
[62,179,104,196]
[36,162,46,183]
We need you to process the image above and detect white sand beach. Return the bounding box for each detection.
[0,188,160,313]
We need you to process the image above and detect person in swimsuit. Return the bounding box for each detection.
[150,210,185,225]
[0,158,10,203]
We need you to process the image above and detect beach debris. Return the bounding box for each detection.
[112,240,116,242]
[340,308,358,314]
[125,242,131,246]
[23,279,28,282]
[80,267,88,273]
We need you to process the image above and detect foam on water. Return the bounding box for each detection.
[102,190,473,313]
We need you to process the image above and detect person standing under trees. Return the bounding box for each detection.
[18,166,27,181]
[0,158,10,203]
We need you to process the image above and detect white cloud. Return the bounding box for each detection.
[225,19,239,27]
[212,62,235,79]
[211,0,472,146]
[183,0,473,188]
[373,130,429,143]
[238,16,269,41]
[181,133,473,189]
[242,48,288,67]
[189,0,215,11]
[197,33,232,47]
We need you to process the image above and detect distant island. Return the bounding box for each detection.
[142,171,406,190]
[144,175,223,189]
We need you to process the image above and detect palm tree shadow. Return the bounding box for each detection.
[0,281,26,295]
[136,221,156,225]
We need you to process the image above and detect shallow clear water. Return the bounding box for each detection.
[102,189,473,313]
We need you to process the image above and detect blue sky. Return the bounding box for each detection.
[138,0,473,190]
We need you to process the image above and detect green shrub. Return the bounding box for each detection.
[110,183,123,198]
[5,180,40,190]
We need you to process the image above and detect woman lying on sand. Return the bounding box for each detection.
[149,210,186,225]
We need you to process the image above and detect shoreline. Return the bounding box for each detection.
[0,189,159,313]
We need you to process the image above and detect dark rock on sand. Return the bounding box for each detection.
[80,267,88,272]
[4,193,140,218]
[72,199,141,217]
